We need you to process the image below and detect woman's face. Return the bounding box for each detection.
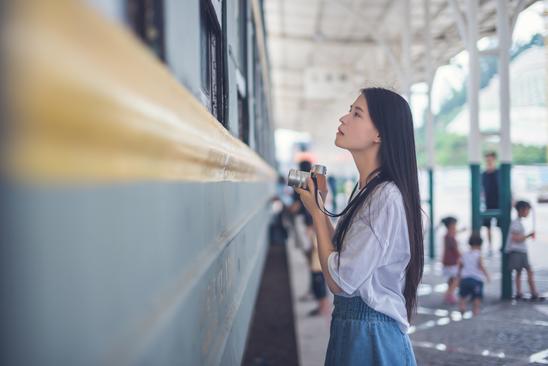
[335,94,380,151]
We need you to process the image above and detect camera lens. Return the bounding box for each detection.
[287,169,310,189]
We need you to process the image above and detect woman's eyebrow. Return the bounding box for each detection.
[354,106,364,112]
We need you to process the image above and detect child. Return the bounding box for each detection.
[458,234,490,315]
[506,200,543,300]
[441,216,461,304]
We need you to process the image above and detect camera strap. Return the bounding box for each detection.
[312,171,382,218]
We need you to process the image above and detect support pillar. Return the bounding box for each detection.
[496,0,513,300]
[401,0,412,100]
[466,0,481,234]
[424,0,435,260]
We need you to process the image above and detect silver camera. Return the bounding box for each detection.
[287,164,327,189]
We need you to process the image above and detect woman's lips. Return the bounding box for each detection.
[337,127,345,135]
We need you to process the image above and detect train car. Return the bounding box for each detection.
[1,0,276,365]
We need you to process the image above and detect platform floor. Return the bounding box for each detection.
[243,241,299,366]
[288,231,548,366]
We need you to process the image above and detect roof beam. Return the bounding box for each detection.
[448,0,469,43]
[268,33,377,46]
[336,0,404,80]
[335,0,399,39]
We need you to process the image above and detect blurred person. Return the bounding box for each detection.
[289,160,314,257]
[288,160,316,302]
[295,88,421,365]
[506,200,544,301]
[308,236,330,316]
[269,175,291,246]
[458,234,490,316]
[441,216,461,304]
[288,163,330,315]
[275,174,293,208]
[482,151,500,256]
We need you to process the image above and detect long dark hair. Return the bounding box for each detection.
[332,87,424,322]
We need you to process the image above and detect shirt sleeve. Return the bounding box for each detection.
[327,188,400,295]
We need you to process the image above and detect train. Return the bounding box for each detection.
[1,0,277,365]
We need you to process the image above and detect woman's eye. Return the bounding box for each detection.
[354,112,359,117]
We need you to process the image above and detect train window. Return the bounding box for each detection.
[236,0,249,144]
[251,28,264,156]
[127,0,165,61]
[200,0,226,126]
[237,0,247,73]
[238,92,249,144]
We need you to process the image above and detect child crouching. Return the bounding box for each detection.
[458,234,490,315]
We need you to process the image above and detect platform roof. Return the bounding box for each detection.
[263,0,537,167]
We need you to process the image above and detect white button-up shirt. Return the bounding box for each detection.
[505,218,528,253]
[327,181,411,333]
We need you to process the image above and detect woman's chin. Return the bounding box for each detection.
[334,135,344,148]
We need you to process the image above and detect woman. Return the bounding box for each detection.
[295,87,423,365]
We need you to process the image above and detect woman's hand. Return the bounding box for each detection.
[294,177,325,218]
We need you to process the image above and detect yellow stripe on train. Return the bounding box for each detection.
[4,0,276,183]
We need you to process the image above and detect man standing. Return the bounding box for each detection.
[482,151,500,256]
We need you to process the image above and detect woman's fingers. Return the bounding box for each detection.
[307,177,315,193]
[295,187,310,197]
